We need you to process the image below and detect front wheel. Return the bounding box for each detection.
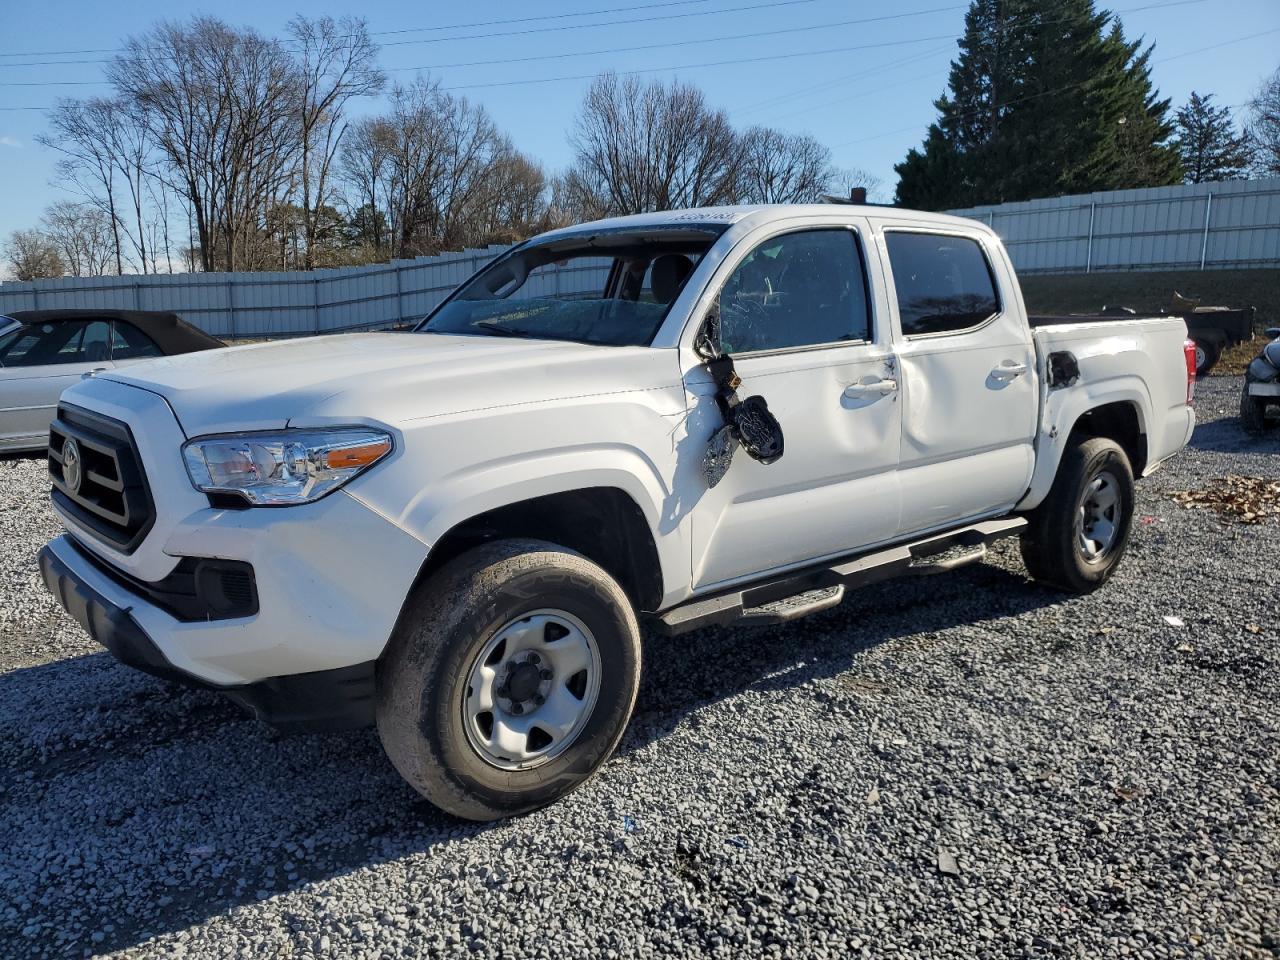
[376,539,641,821]
[1020,436,1135,594]
[1240,382,1270,435]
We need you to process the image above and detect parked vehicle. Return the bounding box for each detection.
[37,206,1196,820]
[0,310,223,453]
[1174,298,1256,377]
[1241,326,1280,434]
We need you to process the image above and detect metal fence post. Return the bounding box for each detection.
[1086,203,1096,274]
[395,262,404,325]
[313,275,321,334]
[1199,192,1213,270]
[226,279,236,339]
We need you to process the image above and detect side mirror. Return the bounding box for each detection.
[694,310,722,361]
[1266,327,1280,340]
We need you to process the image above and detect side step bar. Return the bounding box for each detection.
[654,517,1027,636]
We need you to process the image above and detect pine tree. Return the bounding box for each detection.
[1174,92,1253,183]
[894,0,1182,209]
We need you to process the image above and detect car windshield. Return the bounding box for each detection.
[419,228,723,347]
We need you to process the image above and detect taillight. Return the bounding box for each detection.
[1183,338,1197,404]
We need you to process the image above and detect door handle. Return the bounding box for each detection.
[844,379,898,399]
[990,361,1028,381]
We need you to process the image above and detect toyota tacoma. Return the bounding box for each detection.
[39,206,1197,820]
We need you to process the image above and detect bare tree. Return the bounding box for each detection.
[367,77,515,257]
[4,230,65,280]
[830,167,886,203]
[339,117,395,255]
[288,16,384,270]
[110,17,301,272]
[567,73,741,215]
[736,127,833,203]
[41,201,115,276]
[1247,67,1280,177]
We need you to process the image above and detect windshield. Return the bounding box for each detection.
[419,229,722,347]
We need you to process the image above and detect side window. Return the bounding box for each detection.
[884,232,1000,336]
[0,320,110,367]
[111,322,163,360]
[0,327,44,366]
[79,321,111,363]
[717,229,870,354]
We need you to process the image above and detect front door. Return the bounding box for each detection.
[683,225,903,591]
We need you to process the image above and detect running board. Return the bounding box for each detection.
[654,517,1026,636]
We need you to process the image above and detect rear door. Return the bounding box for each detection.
[682,222,903,590]
[879,227,1037,535]
[0,319,115,448]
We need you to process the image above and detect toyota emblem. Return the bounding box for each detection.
[62,438,83,495]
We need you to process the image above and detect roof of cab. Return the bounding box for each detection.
[530,204,990,245]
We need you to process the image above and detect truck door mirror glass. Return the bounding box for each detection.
[694,311,722,360]
[1266,328,1280,339]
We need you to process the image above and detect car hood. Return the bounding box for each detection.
[97,331,683,436]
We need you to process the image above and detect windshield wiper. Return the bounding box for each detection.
[469,320,548,340]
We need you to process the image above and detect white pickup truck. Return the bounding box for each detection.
[39,205,1197,820]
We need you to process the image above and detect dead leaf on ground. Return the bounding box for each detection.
[1169,476,1280,525]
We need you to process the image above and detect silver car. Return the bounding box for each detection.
[0,310,223,453]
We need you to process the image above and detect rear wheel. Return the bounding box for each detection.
[1021,436,1135,594]
[376,539,641,821]
[1192,337,1219,378]
[1240,381,1270,435]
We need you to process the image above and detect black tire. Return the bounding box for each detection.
[1192,337,1219,378]
[1240,381,1270,435]
[376,538,641,821]
[1020,436,1135,594]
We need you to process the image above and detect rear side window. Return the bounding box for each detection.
[885,232,1000,336]
[111,322,163,360]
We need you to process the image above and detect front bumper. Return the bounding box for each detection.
[1246,382,1280,397]
[39,542,377,732]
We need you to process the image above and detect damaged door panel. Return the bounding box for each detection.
[682,224,902,590]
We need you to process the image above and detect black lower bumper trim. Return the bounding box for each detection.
[38,541,375,733]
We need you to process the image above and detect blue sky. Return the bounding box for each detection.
[0,0,1277,238]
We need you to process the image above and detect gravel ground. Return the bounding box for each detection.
[1,375,1277,959]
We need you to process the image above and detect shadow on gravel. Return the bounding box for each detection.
[0,559,1059,958]
[1185,409,1280,456]
[625,561,1056,758]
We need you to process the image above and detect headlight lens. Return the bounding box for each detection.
[182,428,393,505]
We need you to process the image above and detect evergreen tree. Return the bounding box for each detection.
[1174,92,1254,182]
[895,0,1181,209]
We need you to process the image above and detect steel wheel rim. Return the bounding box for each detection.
[1194,344,1206,371]
[462,609,602,771]
[1076,468,1122,564]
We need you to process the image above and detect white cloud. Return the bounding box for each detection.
[0,136,21,148]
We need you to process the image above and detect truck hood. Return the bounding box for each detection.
[98,331,682,436]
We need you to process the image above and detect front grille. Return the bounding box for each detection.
[48,404,155,553]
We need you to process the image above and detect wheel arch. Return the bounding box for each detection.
[1019,387,1151,511]
[411,487,666,615]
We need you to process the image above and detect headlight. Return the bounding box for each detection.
[182,428,393,505]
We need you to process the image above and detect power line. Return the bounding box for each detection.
[830,24,1280,149]
[0,0,819,66]
[387,6,963,72]
[0,5,966,82]
[433,34,962,92]
[737,0,1209,119]
[0,32,967,91]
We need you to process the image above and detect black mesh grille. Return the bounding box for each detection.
[48,404,155,553]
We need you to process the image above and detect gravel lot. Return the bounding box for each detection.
[1,375,1277,959]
